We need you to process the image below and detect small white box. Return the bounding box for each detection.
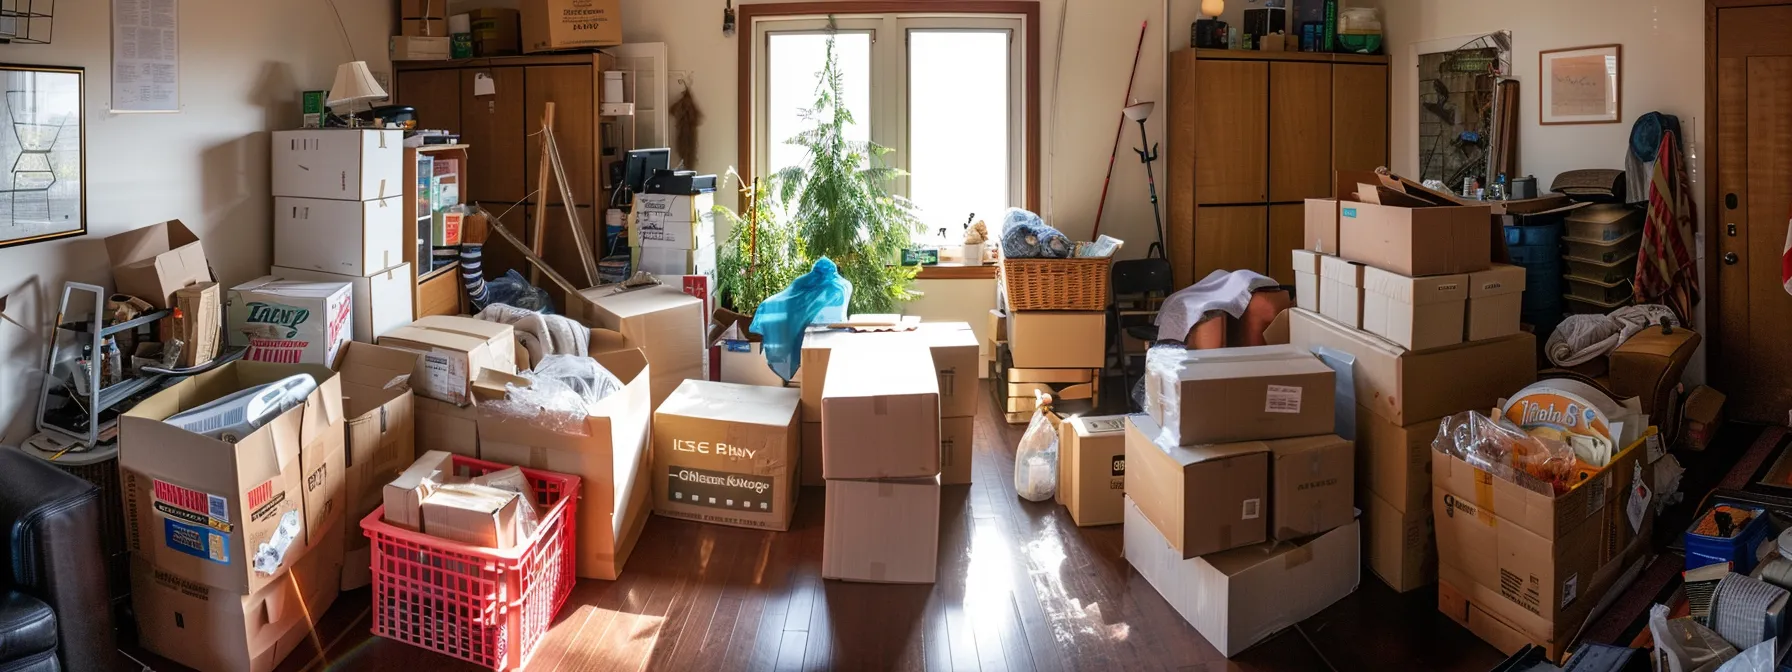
[603,71,626,103]
[271,129,405,201]
[636,245,716,278]
[1318,254,1365,329]
[227,277,353,366]
[272,265,415,344]
[631,193,716,249]
[273,196,407,276]
[1292,249,1323,313]
[1361,266,1468,351]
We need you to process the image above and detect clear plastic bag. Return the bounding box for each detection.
[1013,394,1059,502]
[480,355,622,436]
[1652,604,1742,672]
[1433,411,1580,496]
[749,258,854,382]
[484,269,555,313]
[1142,344,1187,442]
[1717,639,1777,672]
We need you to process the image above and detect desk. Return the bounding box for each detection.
[905,263,1000,377]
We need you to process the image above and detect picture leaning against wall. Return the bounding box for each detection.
[0,64,85,250]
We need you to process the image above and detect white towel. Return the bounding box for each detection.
[1154,270,1279,343]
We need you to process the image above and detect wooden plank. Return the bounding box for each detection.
[1269,61,1334,201]
[1193,59,1269,205]
[1195,205,1269,278]
[1167,50,1199,289]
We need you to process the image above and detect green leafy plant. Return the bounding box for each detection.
[714,170,807,316]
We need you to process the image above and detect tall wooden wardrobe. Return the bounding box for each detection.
[1165,50,1390,289]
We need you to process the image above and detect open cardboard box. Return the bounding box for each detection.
[106,219,211,309]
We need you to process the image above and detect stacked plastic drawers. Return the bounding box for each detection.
[1561,205,1644,315]
[1504,216,1566,335]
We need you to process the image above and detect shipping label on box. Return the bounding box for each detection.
[228,277,353,367]
[1062,415,1127,526]
[1125,415,1269,558]
[653,380,801,531]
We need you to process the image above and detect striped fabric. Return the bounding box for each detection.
[460,245,489,311]
[1634,130,1700,321]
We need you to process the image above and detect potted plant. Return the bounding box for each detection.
[715,170,807,316]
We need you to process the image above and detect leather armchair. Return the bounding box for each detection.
[0,446,116,672]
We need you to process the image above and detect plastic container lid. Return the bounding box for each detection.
[1562,229,1642,248]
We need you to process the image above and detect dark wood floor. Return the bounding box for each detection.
[122,380,1510,672]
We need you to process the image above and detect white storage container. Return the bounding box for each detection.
[272,129,405,201]
[273,196,407,276]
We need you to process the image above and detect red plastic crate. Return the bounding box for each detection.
[359,456,581,670]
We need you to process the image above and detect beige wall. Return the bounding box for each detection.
[0,1,392,441]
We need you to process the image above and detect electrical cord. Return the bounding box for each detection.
[323,0,357,62]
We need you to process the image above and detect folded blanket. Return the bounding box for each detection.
[476,303,591,369]
[1545,304,1679,367]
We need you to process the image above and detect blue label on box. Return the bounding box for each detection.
[1342,207,1358,218]
[724,340,753,353]
[164,518,229,564]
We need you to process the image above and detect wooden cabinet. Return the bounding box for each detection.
[525,66,597,207]
[1166,50,1389,289]
[458,67,526,203]
[395,69,463,134]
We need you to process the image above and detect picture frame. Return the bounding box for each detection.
[0,64,86,250]
[1539,44,1622,125]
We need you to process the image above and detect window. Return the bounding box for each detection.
[752,13,1029,242]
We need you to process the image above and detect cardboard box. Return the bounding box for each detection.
[1123,496,1360,657]
[822,477,941,583]
[400,0,446,18]
[174,282,223,368]
[422,483,524,549]
[1361,266,1468,351]
[1466,264,1527,342]
[120,362,343,594]
[521,0,623,53]
[1002,382,1095,413]
[1304,198,1340,254]
[106,219,210,309]
[1681,385,1726,451]
[469,8,522,56]
[630,192,716,249]
[1292,249,1322,312]
[1356,407,1441,514]
[476,347,652,580]
[1269,434,1354,540]
[940,416,975,485]
[1006,311,1105,369]
[228,276,352,367]
[415,396,480,457]
[272,265,413,345]
[299,409,346,548]
[635,245,718,278]
[273,196,406,277]
[1003,367,1095,384]
[989,309,1007,342]
[1319,254,1365,329]
[1060,415,1127,526]
[1338,200,1493,277]
[381,450,455,532]
[337,343,419,588]
[1365,488,1436,593]
[1125,415,1269,558]
[1438,579,1556,660]
[575,284,706,412]
[130,522,343,672]
[820,344,941,480]
[1145,344,1336,446]
[918,322,981,418]
[377,315,516,406]
[271,130,404,202]
[653,380,801,531]
[801,422,823,487]
[391,36,451,61]
[1290,309,1536,427]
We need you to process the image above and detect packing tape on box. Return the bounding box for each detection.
[1473,468,1497,525]
[1284,543,1314,569]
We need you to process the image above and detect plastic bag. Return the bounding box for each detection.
[750,258,854,382]
[529,355,623,405]
[480,356,623,436]
[1014,394,1060,502]
[999,208,1073,259]
[1651,603,1740,672]
[1141,344,1186,439]
[484,269,555,313]
[1433,411,1580,496]
[1716,640,1776,672]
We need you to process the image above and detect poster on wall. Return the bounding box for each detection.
[1540,44,1622,125]
[111,0,180,113]
[0,66,86,250]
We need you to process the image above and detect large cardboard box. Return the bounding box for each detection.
[800,422,823,488]
[1339,200,1493,277]
[1145,344,1336,446]
[1319,254,1365,329]
[653,380,801,531]
[630,192,716,249]
[228,277,353,367]
[391,36,451,61]
[1361,266,1468,351]
[421,484,524,548]
[415,396,480,457]
[1467,264,1527,342]
[1365,488,1436,593]
[477,347,652,580]
[1290,309,1536,426]
[575,284,706,411]
[940,416,975,486]
[822,477,941,584]
[131,522,344,672]
[1357,407,1441,514]
[1123,496,1360,657]
[120,362,343,594]
[273,196,406,277]
[1060,415,1127,527]
[820,344,941,480]
[1292,249,1323,312]
[1269,434,1354,540]
[380,450,455,532]
[399,0,446,18]
[521,0,622,53]
[105,219,210,309]
[272,264,414,344]
[917,322,981,418]
[1006,311,1105,369]
[377,315,517,406]
[1304,198,1339,254]
[1125,415,1269,558]
[271,130,404,202]
[336,342,420,589]
[469,7,522,56]
[298,408,346,549]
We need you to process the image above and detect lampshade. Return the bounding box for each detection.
[1123,102,1155,122]
[326,61,387,108]
[1201,0,1225,18]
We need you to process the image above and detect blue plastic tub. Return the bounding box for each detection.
[1504,220,1564,248]
[1684,504,1773,573]
[1508,244,1563,267]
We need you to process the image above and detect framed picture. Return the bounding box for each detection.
[0,64,86,250]
[1540,44,1622,125]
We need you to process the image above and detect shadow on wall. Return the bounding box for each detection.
[201,134,270,284]
[253,62,300,133]
[1,275,45,444]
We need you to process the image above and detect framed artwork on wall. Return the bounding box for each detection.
[0,64,85,250]
[1540,44,1622,125]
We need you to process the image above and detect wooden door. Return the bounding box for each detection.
[525,204,599,304]
[1194,60,1269,205]
[479,200,532,284]
[1269,62,1333,202]
[1713,3,1792,422]
[394,69,462,133]
[1333,64,1389,176]
[1194,206,1268,279]
[526,65,597,208]
[1268,204,1305,285]
[460,67,527,203]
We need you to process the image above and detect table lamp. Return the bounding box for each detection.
[327,61,388,128]
[1193,0,1229,49]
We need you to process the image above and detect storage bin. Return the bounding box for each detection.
[1503,221,1563,248]
[1507,243,1561,267]
[1562,231,1642,264]
[1684,504,1771,573]
[1001,257,1111,311]
[1564,293,1628,315]
[1565,253,1637,286]
[1564,276,1632,304]
[1565,205,1643,242]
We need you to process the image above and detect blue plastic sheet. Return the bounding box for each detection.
[999,208,1073,259]
[749,258,854,382]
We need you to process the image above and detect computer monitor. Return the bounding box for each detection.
[624,148,671,194]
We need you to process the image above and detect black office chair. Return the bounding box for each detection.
[1109,257,1176,412]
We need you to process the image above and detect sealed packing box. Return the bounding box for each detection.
[1360,266,1468,351]
[1466,264,1527,342]
[337,342,420,588]
[1290,309,1536,426]
[940,416,974,485]
[377,315,516,406]
[1357,407,1443,514]
[1339,199,1493,277]
[271,130,403,202]
[635,245,718,278]
[299,406,347,548]
[105,219,210,309]
[1269,435,1354,540]
[822,477,941,583]
[273,196,406,277]
[174,282,223,368]
[477,344,652,580]
[1292,249,1322,312]
[1006,311,1105,369]
[1125,415,1269,558]
[573,284,706,411]
[272,264,414,344]
[1365,488,1436,593]
[653,380,801,531]
[469,7,522,56]
[1305,198,1340,253]
[1319,254,1365,329]
[401,18,447,37]
[1060,416,1128,527]
[917,322,981,418]
[1003,381,1095,414]
[391,36,452,61]
[801,422,823,488]
[381,450,455,532]
[415,396,480,457]
[1145,344,1335,446]
[522,0,622,53]
[120,362,343,594]
[421,483,524,549]
[631,192,717,249]
[820,344,941,480]
[228,276,353,367]
[1123,496,1360,657]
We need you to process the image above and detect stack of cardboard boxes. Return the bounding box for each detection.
[392,0,452,60]
[1124,344,1359,657]
[631,193,717,279]
[993,310,1105,423]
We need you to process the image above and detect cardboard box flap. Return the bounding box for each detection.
[1359,184,1439,209]
[336,343,423,418]
[588,328,639,357]
[380,325,490,353]
[1469,265,1528,299]
[709,307,761,345]
[1363,267,1469,305]
[106,219,202,269]
[1291,249,1324,275]
[659,379,799,427]
[1336,170,1384,203]
[410,315,514,342]
[1319,255,1364,284]
[579,283,703,320]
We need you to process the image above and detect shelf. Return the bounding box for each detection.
[419,261,461,283]
[96,375,166,413]
[58,308,171,337]
[416,143,470,153]
[1190,49,1389,65]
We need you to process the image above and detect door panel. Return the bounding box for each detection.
[460,68,527,203]
[478,201,531,286]
[1333,64,1389,178]
[1168,51,1199,289]
[1742,56,1792,419]
[525,204,598,307]
[1268,204,1304,285]
[1716,57,1751,414]
[1194,60,1269,205]
[526,65,597,207]
[395,69,462,133]
[1269,62,1333,202]
[1195,206,1268,279]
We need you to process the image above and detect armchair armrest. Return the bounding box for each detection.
[0,446,116,672]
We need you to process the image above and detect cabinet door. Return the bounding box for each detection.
[526,65,597,207]
[1195,206,1268,278]
[394,69,461,133]
[460,68,527,203]
[525,204,598,306]
[1334,64,1390,178]
[1269,62,1334,202]
[1268,204,1305,285]
[1194,60,1269,205]
[478,201,532,283]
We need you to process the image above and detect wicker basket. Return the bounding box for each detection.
[1001,257,1111,311]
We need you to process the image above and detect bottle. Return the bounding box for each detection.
[104,337,123,386]
[75,344,94,396]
